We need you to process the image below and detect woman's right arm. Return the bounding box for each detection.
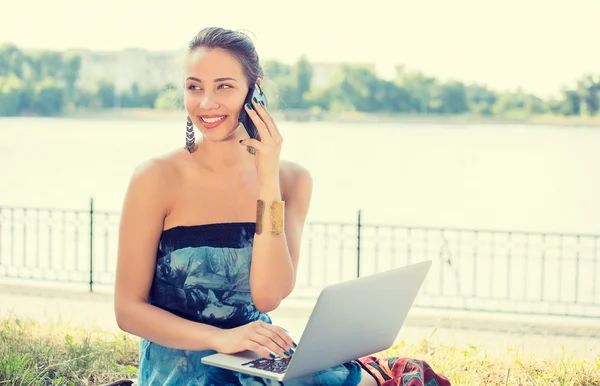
[113,159,295,357]
[114,159,222,351]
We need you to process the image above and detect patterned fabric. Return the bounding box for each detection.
[138,222,451,386]
[357,356,451,386]
[138,222,363,385]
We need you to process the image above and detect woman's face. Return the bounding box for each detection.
[184,47,249,142]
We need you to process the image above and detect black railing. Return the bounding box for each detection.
[1,200,599,318]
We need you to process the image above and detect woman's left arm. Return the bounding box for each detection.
[250,165,313,311]
[240,100,313,312]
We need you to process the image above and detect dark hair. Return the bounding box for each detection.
[188,27,264,86]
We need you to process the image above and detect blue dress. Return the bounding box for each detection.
[138,222,363,385]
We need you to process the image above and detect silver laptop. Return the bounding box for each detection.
[201,260,432,382]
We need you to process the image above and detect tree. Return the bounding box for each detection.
[0,75,26,116]
[32,77,65,115]
[467,84,497,116]
[396,71,439,114]
[264,60,292,80]
[97,80,116,108]
[493,89,545,118]
[559,89,581,116]
[0,44,24,78]
[63,53,81,104]
[576,75,600,116]
[39,51,63,80]
[294,55,312,108]
[439,81,468,114]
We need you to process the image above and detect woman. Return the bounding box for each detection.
[113,27,450,386]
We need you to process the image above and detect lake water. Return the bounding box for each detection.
[1,116,598,233]
[0,116,599,317]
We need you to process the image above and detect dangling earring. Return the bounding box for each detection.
[185,116,196,153]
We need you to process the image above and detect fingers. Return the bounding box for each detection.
[239,138,261,155]
[252,334,290,359]
[244,99,283,145]
[239,138,261,150]
[251,98,279,140]
[255,101,283,141]
[271,325,296,351]
[246,321,295,360]
[244,103,272,144]
[245,340,277,360]
[260,324,296,355]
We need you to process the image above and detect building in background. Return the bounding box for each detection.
[69,48,183,92]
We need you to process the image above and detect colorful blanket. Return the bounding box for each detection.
[358,355,451,386]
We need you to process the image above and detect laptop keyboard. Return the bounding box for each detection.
[241,357,291,374]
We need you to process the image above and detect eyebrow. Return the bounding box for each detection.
[186,77,238,82]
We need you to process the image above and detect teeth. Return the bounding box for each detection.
[201,116,225,123]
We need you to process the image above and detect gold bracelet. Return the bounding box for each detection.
[255,199,285,235]
[270,200,285,236]
[255,199,265,235]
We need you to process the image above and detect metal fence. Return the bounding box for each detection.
[1,200,599,318]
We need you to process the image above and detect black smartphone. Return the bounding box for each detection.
[238,83,268,140]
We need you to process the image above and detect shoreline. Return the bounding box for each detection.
[44,108,600,128]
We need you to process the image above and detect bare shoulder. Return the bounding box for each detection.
[124,149,187,209]
[279,160,313,201]
[129,149,184,186]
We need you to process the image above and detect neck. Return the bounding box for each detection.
[195,127,251,172]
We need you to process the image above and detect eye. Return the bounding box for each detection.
[187,85,200,91]
[218,84,233,89]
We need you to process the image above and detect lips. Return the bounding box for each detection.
[197,115,227,129]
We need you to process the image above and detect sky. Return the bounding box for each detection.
[1,0,599,98]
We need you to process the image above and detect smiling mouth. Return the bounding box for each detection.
[200,116,227,123]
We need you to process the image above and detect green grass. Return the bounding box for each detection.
[0,314,137,385]
[0,314,598,385]
[381,337,599,385]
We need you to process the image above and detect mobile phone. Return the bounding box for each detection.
[238,83,268,140]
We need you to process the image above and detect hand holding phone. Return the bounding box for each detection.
[239,83,268,140]
[237,85,283,186]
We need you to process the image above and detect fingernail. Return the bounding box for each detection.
[253,97,258,103]
[283,351,290,356]
[260,101,265,106]
[246,103,252,110]
[292,342,297,348]
[289,349,295,354]
[270,353,276,359]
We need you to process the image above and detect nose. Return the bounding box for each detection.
[199,91,219,110]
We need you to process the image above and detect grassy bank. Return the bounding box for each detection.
[0,315,598,385]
